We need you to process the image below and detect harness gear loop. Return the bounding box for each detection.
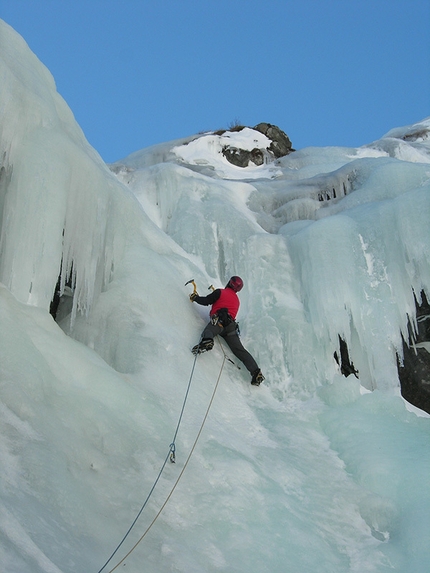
[211,308,235,330]
[211,314,220,327]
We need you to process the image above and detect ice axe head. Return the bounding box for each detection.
[185,279,197,295]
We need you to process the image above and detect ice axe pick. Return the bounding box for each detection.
[185,278,197,296]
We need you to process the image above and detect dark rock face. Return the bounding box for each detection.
[334,297,430,415]
[398,291,430,414]
[220,123,294,168]
[334,336,359,378]
[222,147,264,168]
[254,123,294,158]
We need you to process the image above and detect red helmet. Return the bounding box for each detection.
[226,276,243,292]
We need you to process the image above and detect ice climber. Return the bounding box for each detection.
[190,276,265,386]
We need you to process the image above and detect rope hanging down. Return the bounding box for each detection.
[98,347,226,573]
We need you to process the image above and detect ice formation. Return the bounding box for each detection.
[1,19,430,573]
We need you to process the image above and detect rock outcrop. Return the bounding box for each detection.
[254,122,294,158]
[334,336,359,379]
[219,123,294,168]
[398,291,430,414]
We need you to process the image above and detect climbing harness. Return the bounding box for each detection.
[97,340,226,573]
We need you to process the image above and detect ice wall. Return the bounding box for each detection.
[1,18,430,573]
[0,20,145,325]
[113,119,430,392]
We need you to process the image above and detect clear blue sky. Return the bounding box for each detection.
[2,0,429,163]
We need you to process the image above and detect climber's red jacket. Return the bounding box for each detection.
[193,287,239,319]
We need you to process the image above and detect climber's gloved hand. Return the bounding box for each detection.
[189,292,199,302]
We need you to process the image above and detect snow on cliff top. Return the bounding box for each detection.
[171,128,283,180]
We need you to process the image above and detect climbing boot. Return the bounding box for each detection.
[251,369,265,386]
[192,338,214,355]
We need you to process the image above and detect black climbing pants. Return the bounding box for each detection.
[201,321,259,373]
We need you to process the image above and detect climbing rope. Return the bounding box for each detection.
[218,338,241,370]
[97,348,226,573]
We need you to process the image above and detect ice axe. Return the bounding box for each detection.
[185,278,197,296]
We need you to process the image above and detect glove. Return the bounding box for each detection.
[189,292,199,302]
